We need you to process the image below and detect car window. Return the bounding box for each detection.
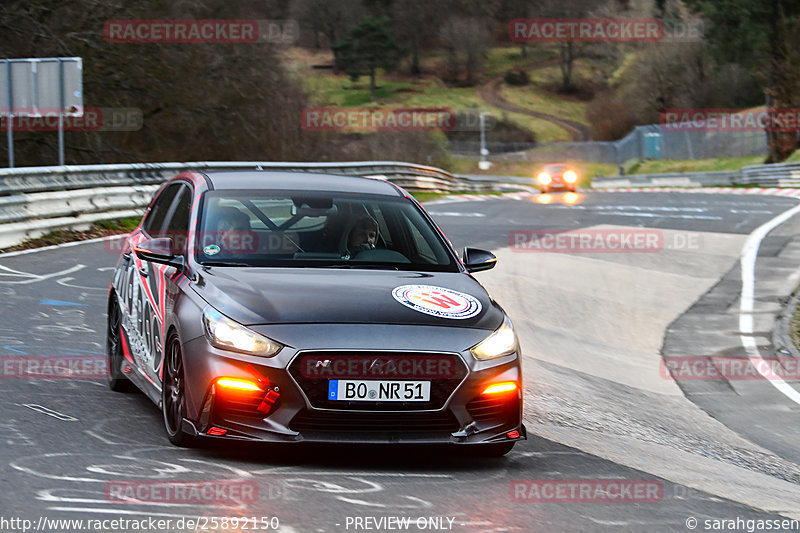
[401,212,437,263]
[196,190,458,271]
[163,185,192,254]
[142,183,181,237]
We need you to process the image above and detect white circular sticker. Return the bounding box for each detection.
[392,285,482,320]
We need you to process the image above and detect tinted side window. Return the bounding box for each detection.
[164,186,192,254]
[143,184,181,237]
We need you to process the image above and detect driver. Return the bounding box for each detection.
[214,207,251,253]
[346,216,378,258]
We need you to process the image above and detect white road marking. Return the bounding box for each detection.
[0,421,35,446]
[739,202,800,405]
[0,234,127,258]
[284,477,381,494]
[37,489,231,508]
[85,430,126,445]
[22,404,78,421]
[56,277,106,290]
[336,495,432,509]
[0,264,85,284]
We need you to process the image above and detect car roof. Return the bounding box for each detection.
[201,170,404,196]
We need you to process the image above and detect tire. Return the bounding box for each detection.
[162,334,195,447]
[107,296,135,392]
[472,442,515,457]
[540,188,549,194]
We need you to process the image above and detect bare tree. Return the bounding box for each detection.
[290,0,364,49]
[0,0,330,165]
[391,0,444,74]
[439,17,492,86]
[620,42,711,123]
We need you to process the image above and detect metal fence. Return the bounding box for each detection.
[453,124,768,165]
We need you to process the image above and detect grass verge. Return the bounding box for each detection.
[0,216,141,254]
[626,151,800,175]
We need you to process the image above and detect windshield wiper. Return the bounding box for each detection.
[313,263,400,270]
[200,261,251,267]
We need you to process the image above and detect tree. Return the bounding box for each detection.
[332,16,405,99]
[0,0,330,165]
[685,0,800,161]
[530,0,600,92]
[391,0,443,74]
[291,0,362,49]
[439,17,491,86]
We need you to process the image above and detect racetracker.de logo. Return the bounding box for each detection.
[661,108,800,132]
[509,18,663,42]
[104,480,258,504]
[103,19,299,44]
[510,229,664,253]
[510,479,663,503]
[0,108,142,132]
[298,354,458,380]
[661,356,800,381]
[103,230,276,255]
[1,356,107,379]
[301,107,456,132]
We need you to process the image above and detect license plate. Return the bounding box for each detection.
[328,380,431,402]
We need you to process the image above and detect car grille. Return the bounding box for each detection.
[466,395,519,425]
[288,352,468,411]
[289,409,460,433]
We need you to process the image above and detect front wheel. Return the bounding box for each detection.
[162,334,195,447]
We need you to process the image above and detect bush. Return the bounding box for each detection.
[586,92,635,141]
[504,68,529,86]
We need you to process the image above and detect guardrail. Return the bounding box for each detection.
[591,171,740,189]
[740,162,800,187]
[0,161,496,249]
[592,162,800,189]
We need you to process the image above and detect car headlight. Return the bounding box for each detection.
[470,317,518,360]
[203,307,283,357]
[563,170,578,183]
[537,172,552,185]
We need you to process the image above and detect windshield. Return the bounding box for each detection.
[195,190,458,271]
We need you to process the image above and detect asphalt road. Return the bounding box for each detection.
[2,190,800,532]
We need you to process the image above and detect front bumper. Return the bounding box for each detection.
[540,179,574,190]
[180,333,525,446]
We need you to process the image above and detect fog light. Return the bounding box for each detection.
[482,382,518,395]
[216,378,263,392]
[507,430,520,439]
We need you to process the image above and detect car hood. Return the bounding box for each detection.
[192,267,504,329]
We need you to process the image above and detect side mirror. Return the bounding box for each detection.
[135,237,183,268]
[463,247,497,273]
